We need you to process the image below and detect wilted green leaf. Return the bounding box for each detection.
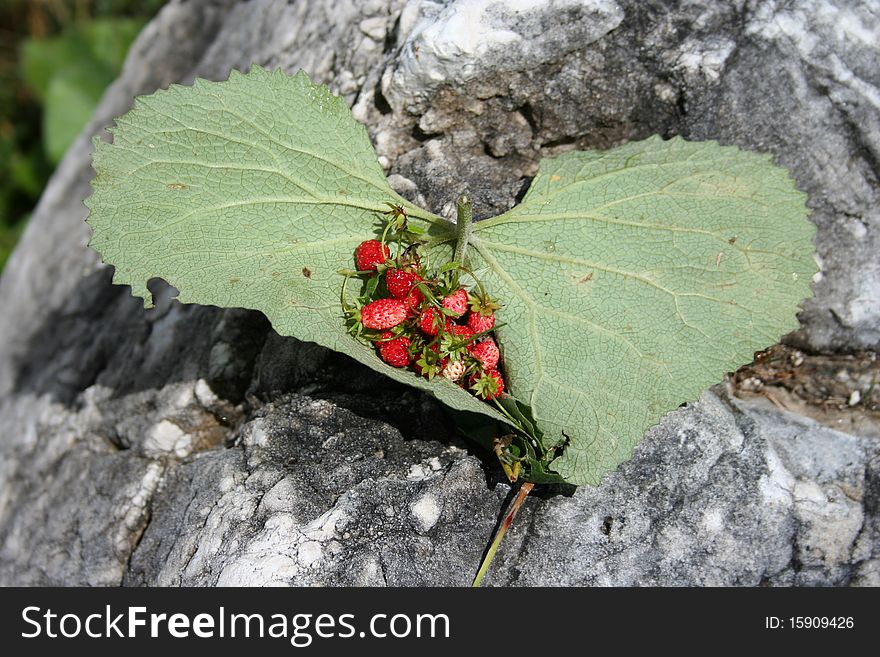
[86,67,510,427]
[470,137,816,483]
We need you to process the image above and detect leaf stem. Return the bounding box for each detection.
[453,195,474,266]
[492,397,527,435]
[472,482,534,587]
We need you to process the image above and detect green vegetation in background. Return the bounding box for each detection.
[0,0,165,272]
[22,17,147,162]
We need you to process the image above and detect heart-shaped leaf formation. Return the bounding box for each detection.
[86,67,816,485]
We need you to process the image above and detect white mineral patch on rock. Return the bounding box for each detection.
[700,507,726,534]
[115,460,164,554]
[411,492,442,533]
[194,379,218,407]
[677,38,735,81]
[759,446,796,507]
[385,0,624,111]
[144,420,192,458]
[298,541,323,567]
[216,554,300,586]
[747,0,880,109]
[302,506,346,542]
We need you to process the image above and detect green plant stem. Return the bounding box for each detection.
[472,481,534,587]
[492,398,525,433]
[453,195,473,266]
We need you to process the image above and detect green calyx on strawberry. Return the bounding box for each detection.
[466,291,500,333]
[381,203,428,244]
[439,329,474,362]
[414,343,445,380]
[469,291,502,317]
[382,202,409,232]
[470,369,505,400]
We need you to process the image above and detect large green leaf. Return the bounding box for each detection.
[470,137,816,483]
[86,67,816,486]
[86,67,510,427]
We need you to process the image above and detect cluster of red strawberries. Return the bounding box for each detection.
[344,233,505,401]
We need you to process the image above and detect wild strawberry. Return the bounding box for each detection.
[377,331,411,367]
[418,307,452,336]
[470,369,505,400]
[361,298,408,329]
[471,338,500,370]
[452,324,474,339]
[467,311,495,334]
[442,289,468,318]
[355,239,390,271]
[441,360,466,382]
[386,269,424,308]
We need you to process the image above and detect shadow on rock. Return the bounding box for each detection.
[13,267,271,407]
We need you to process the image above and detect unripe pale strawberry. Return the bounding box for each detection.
[442,288,468,318]
[361,298,408,329]
[441,360,466,382]
[354,239,390,271]
[377,331,411,367]
[472,338,500,370]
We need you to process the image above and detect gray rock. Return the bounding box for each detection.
[0,0,877,585]
[489,390,875,586]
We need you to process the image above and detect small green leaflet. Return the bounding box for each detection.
[85,67,817,485]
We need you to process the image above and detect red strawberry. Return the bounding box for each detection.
[361,298,408,329]
[386,269,424,308]
[377,331,411,367]
[441,289,468,318]
[418,307,452,336]
[472,338,500,370]
[355,239,390,271]
[452,324,474,338]
[452,324,475,351]
[470,369,505,400]
[467,311,495,334]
